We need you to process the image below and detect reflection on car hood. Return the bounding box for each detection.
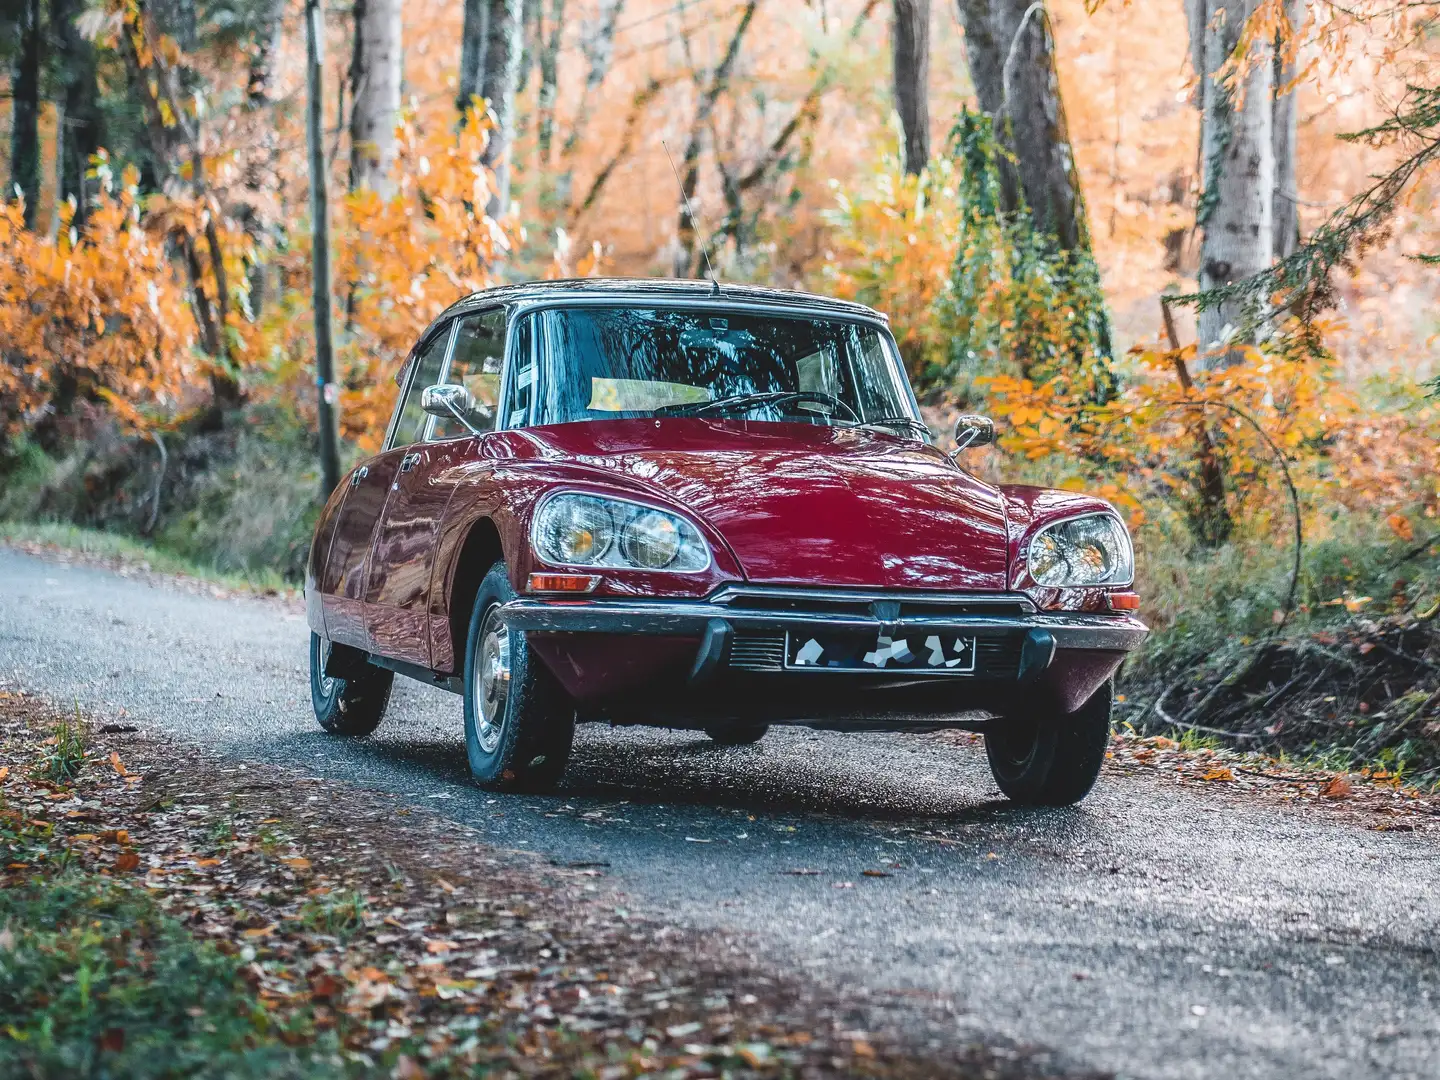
[519,419,1010,591]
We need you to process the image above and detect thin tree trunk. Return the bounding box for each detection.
[50,0,103,226]
[9,0,43,228]
[673,0,759,277]
[558,0,625,205]
[349,0,403,195]
[1195,0,1274,365]
[1271,0,1303,259]
[955,0,1086,251]
[892,0,930,176]
[458,0,491,115]
[537,0,565,166]
[481,0,524,215]
[307,0,343,494]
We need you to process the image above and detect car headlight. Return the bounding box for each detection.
[533,493,710,572]
[1026,514,1133,588]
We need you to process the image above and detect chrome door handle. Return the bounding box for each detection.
[400,452,421,472]
[349,465,369,487]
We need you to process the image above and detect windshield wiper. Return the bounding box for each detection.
[655,391,859,422]
[857,415,931,440]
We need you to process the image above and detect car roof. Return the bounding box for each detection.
[434,277,889,324]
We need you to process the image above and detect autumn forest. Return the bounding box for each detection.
[3,0,1440,777]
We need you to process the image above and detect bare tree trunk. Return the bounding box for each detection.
[349,0,403,195]
[558,0,624,204]
[481,0,524,215]
[50,0,103,226]
[1271,0,1303,259]
[537,0,566,166]
[458,0,491,115]
[9,0,43,228]
[892,0,930,176]
[673,0,759,277]
[1194,0,1274,366]
[955,0,1087,251]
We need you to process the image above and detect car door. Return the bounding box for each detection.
[321,323,453,652]
[365,309,506,666]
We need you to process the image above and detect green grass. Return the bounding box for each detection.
[32,710,88,784]
[0,521,292,594]
[0,872,343,1079]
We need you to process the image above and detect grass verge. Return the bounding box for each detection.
[0,521,293,596]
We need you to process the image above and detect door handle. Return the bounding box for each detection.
[400,452,421,473]
[349,465,369,488]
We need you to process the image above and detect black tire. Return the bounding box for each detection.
[309,632,393,737]
[985,678,1113,806]
[463,561,576,791]
[704,723,769,746]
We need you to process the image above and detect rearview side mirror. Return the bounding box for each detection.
[950,415,995,457]
[421,383,478,420]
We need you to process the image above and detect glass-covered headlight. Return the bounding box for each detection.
[1026,514,1134,588]
[532,493,710,572]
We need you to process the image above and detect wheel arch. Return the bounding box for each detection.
[443,515,505,674]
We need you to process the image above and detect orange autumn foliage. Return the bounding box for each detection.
[0,165,202,439]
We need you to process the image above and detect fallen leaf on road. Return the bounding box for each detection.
[114,852,139,871]
[861,870,891,878]
[425,939,458,954]
[852,1039,876,1058]
[1321,775,1353,799]
[109,751,128,777]
[0,767,8,782]
[281,857,310,870]
[243,924,276,938]
[1201,768,1234,782]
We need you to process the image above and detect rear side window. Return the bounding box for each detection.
[389,324,453,448]
[431,309,505,440]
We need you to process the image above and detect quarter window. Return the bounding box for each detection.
[431,309,506,440]
[389,324,453,448]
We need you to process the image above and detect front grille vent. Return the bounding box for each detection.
[728,632,787,672]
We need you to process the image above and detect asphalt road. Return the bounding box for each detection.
[1,547,1437,1080]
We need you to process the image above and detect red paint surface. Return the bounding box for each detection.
[308,418,1138,693]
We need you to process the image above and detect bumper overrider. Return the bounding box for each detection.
[501,585,1148,730]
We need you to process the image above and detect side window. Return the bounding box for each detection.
[430,309,505,440]
[502,313,536,428]
[389,324,453,448]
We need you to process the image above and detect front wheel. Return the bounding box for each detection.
[985,679,1113,806]
[309,632,393,737]
[463,562,576,791]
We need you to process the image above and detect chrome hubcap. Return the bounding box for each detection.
[317,638,337,698]
[474,609,511,754]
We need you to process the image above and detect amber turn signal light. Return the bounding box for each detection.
[1106,590,1141,611]
[527,572,600,594]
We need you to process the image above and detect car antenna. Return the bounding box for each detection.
[662,140,721,295]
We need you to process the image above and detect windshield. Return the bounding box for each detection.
[529,306,922,433]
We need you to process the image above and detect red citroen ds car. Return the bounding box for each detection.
[306,279,1146,804]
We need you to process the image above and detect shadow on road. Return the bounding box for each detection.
[313,723,1084,833]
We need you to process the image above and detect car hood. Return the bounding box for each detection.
[517,420,1010,591]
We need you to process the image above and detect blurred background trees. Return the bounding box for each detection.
[3,0,1440,776]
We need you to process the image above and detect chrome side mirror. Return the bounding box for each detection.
[422,383,478,419]
[949,414,995,457]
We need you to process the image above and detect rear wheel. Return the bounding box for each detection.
[463,562,576,791]
[985,679,1113,806]
[309,632,393,737]
[704,723,769,746]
